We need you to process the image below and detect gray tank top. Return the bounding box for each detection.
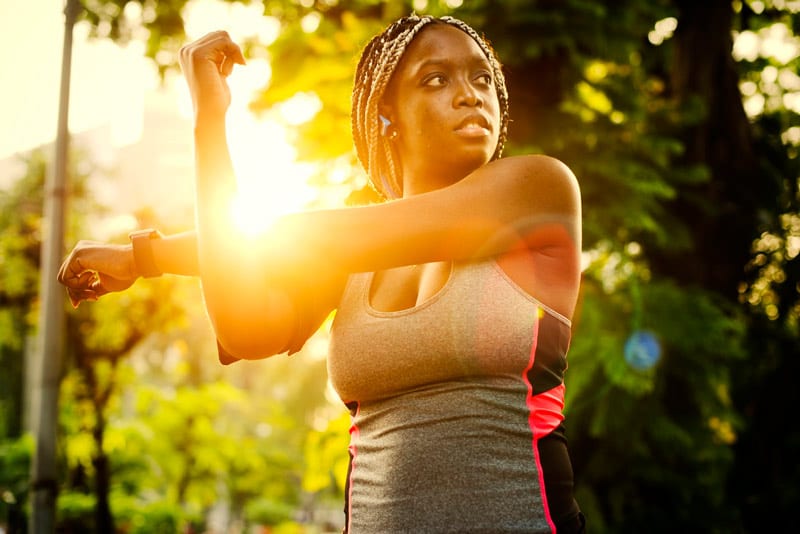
[328,259,572,533]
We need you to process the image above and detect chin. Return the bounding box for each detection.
[458,146,494,169]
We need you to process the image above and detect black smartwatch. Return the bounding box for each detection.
[129,229,163,278]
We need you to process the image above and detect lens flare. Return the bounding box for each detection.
[624,330,661,370]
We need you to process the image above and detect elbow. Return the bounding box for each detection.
[214,328,284,360]
[205,290,295,360]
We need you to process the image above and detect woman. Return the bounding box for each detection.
[59,14,584,533]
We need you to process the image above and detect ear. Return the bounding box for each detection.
[378,103,398,137]
[378,103,396,125]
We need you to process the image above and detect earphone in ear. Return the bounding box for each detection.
[379,115,392,137]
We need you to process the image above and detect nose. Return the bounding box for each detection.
[454,79,483,108]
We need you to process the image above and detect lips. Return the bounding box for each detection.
[454,114,492,137]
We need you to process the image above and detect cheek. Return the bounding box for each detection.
[488,93,501,118]
[398,100,446,138]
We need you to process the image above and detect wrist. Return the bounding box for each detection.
[129,229,163,278]
[194,109,227,131]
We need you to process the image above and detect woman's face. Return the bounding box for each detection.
[382,24,501,192]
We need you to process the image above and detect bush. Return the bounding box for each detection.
[57,491,96,532]
[113,497,186,534]
[246,498,294,527]
[0,435,32,532]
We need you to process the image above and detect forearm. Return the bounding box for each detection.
[150,230,200,276]
[192,112,250,286]
[270,155,582,278]
[193,112,238,243]
[192,114,294,357]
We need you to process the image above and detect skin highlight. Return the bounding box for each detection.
[57,17,581,363]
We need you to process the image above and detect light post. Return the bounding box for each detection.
[29,0,82,531]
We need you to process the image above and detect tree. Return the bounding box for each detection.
[0,151,49,442]
[0,146,111,529]
[69,0,800,531]
[250,2,800,530]
[61,262,188,532]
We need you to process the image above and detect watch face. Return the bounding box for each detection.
[130,229,158,239]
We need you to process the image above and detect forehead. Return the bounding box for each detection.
[398,24,490,74]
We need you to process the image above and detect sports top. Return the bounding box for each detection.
[328,259,577,533]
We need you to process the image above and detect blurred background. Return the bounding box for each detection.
[0,0,798,532]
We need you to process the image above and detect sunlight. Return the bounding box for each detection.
[648,17,677,46]
[733,23,800,64]
[224,62,317,237]
[180,0,321,237]
[184,0,281,45]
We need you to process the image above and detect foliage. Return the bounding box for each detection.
[56,492,185,533]
[57,491,96,530]
[0,148,95,440]
[0,153,42,442]
[5,0,797,532]
[245,497,294,526]
[254,1,797,530]
[0,434,33,532]
[0,147,99,530]
[113,498,185,534]
[81,0,191,77]
[302,409,350,497]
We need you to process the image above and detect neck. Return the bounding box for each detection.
[400,162,475,198]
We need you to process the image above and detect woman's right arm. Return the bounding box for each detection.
[60,33,344,362]
[58,228,345,360]
[58,230,199,306]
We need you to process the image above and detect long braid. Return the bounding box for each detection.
[353,15,434,198]
[352,14,510,199]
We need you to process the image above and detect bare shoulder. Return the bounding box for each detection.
[481,154,582,253]
[485,156,582,315]
[470,155,581,221]
[486,154,579,196]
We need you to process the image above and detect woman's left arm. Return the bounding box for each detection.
[273,154,581,277]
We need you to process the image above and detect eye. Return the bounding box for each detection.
[474,72,493,86]
[422,73,447,87]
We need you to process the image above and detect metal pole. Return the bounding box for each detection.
[30,0,81,532]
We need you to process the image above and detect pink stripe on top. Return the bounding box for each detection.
[524,314,557,532]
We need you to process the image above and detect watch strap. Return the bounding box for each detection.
[129,229,163,278]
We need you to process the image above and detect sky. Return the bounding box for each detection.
[0,0,157,160]
[0,0,318,235]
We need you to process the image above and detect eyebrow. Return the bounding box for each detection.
[410,55,492,76]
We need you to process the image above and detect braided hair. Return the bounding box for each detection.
[351,14,509,199]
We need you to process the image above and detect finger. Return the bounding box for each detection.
[67,287,80,308]
[191,30,232,47]
[59,267,88,289]
[76,271,96,289]
[225,43,246,66]
[67,287,96,308]
[59,254,87,284]
[204,31,246,66]
[90,278,113,299]
[220,55,233,76]
[65,269,95,290]
[57,257,78,284]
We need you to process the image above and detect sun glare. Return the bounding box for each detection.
[226,100,317,238]
[224,63,318,237]
[179,0,321,238]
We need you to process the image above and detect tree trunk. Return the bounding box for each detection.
[92,414,114,534]
[653,0,764,296]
